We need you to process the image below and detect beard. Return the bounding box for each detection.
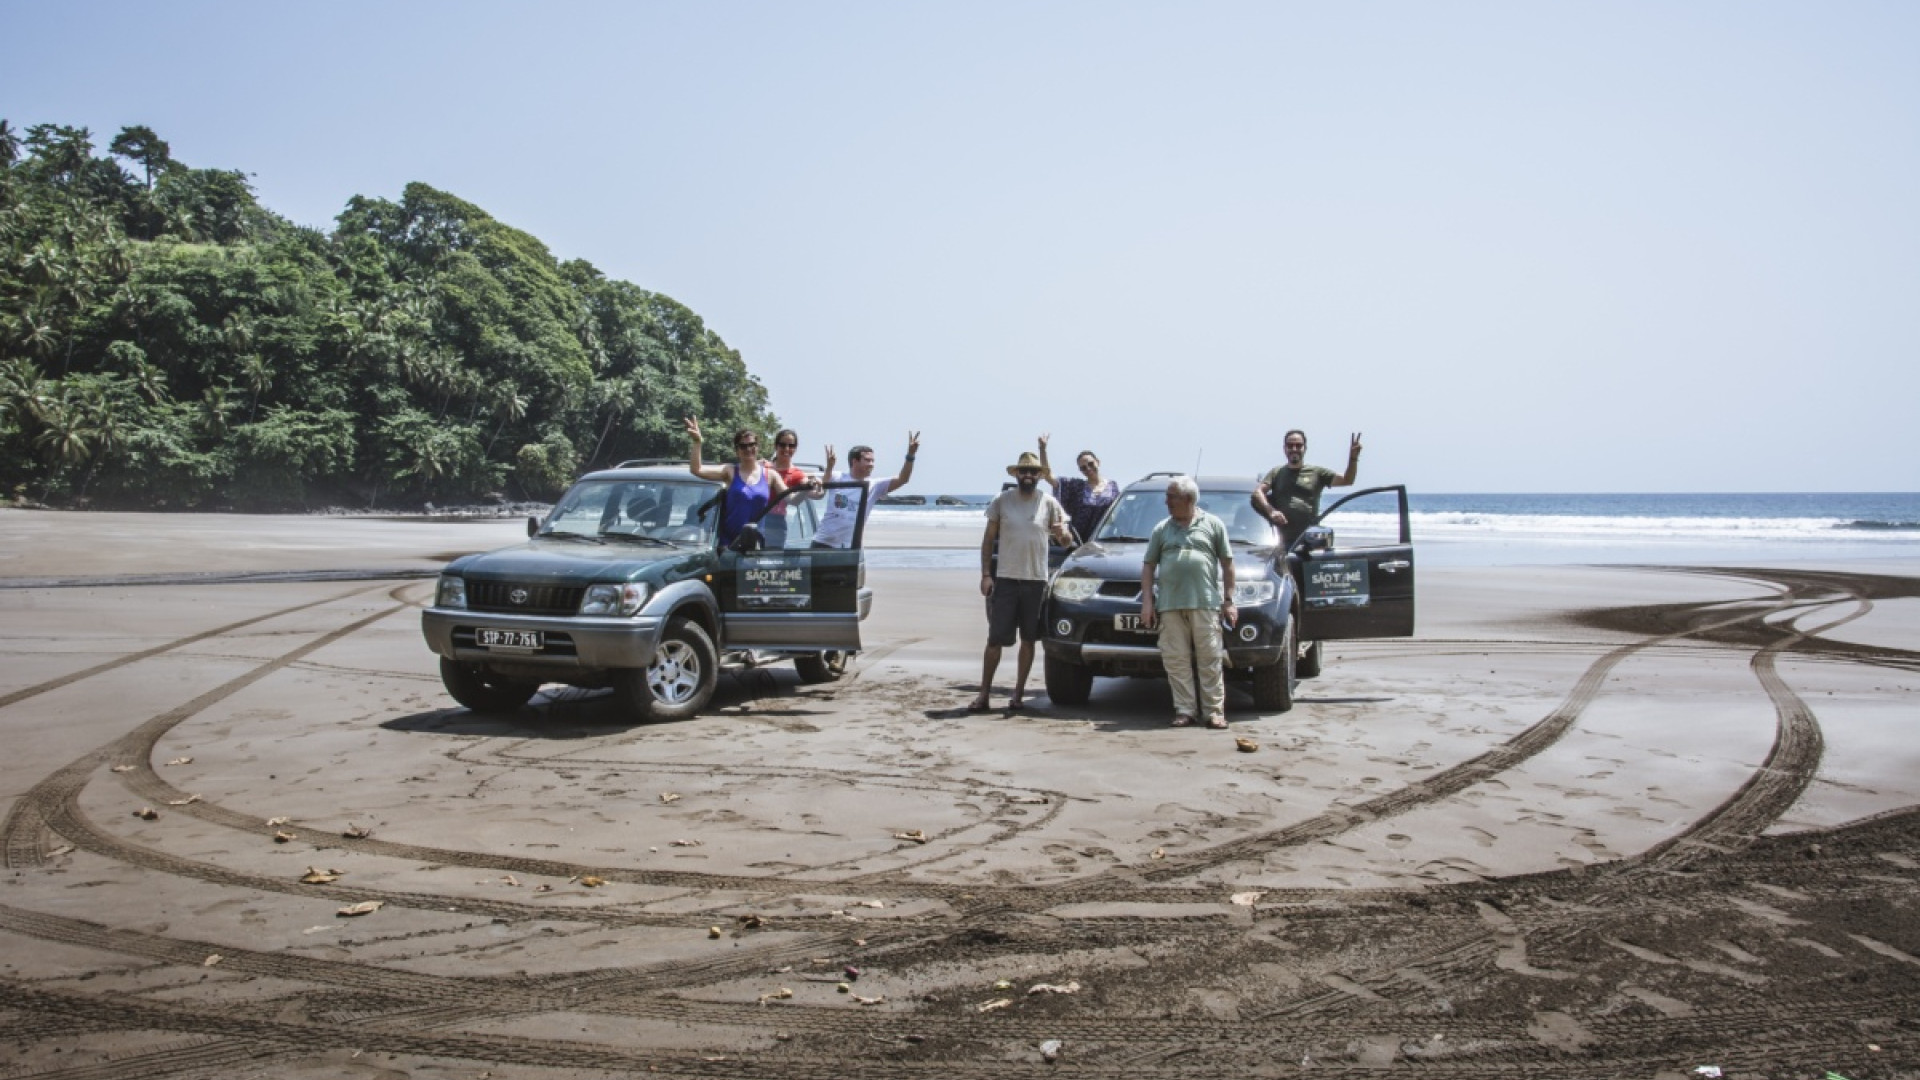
[1017,476,1038,493]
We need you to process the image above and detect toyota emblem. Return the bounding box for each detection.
[509,588,529,606]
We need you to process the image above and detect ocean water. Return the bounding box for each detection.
[866,492,1920,568]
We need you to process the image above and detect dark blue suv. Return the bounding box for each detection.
[1040,473,1415,712]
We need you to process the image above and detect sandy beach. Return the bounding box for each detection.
[1,508,1916,1077]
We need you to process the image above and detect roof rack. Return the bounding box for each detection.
[613,458,690,469]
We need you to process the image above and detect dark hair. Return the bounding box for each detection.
[774,428,798,445]
[733,428,759,447]
[1077,450,1099,466]
[850,444,874,459]
[1283,429,1307,445]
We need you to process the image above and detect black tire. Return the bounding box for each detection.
[794,650,850,684]
[439,658,539,714]
[1298,639,1323,679]
[1250,614,1296,712]
[617,616,718,722]
[1044,654,1093,707]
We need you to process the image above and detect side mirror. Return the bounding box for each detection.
[526,515,541,538]
[1295,525,1333,554]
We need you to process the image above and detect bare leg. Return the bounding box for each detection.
[971,644,1003,709]
[1010,640,1036,706]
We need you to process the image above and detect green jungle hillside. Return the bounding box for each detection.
[0,121,776,510]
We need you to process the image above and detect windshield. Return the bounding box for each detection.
[544,479,719,546]
[1095,488,1277,546]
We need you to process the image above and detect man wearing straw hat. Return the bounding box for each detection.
[968,451,1072,713]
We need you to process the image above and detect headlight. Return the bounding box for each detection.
[1051,575,1101,602]
[580,582,650,616]
[1233,577,1277,606]
[435,575,467,609]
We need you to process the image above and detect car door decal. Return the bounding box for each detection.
[739,554,812,610]
[1303,559,1371,608]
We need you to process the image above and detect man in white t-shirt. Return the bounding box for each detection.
[813,433,920,549]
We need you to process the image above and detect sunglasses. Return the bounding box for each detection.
[775,441,797,450]
[735,441,758,450]
[1016,468,1040,476]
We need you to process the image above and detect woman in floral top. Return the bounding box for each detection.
[1039,434,1119,543]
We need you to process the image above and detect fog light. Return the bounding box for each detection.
[1055,618,1072,637]
[1239,623,1259,642]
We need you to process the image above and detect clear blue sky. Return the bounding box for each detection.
[6,1,1916,494]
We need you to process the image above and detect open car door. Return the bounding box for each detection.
[1294,484,1416,641]
[712,481,868,651]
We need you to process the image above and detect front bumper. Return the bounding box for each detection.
[1043,602,1289,673]
[422,608,663,670]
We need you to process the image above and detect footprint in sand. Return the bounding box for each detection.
[1384,833,1412,850]
[1462,826,1497,848]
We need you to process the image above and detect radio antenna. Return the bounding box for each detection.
[1192,449,1203,477]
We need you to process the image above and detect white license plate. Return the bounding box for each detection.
[478,628,543,650]
[1115,614,1151,633]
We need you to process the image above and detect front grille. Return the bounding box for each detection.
[468,581,586,616]
[1098,581,1141,599]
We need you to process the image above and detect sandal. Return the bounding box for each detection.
[1206,716,1228,729]
[1171,715,1195,727]
[965,696,993,713]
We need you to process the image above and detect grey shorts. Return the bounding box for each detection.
[986,578,1047,647]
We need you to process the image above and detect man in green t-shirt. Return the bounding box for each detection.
[1141,476,1237,729]
[1252,430,1362,549]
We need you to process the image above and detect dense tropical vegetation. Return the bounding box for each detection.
[0,120,776,510]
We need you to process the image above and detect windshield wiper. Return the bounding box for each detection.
[601,532,675,547]
[540,531,605,544]
[1099,534,1152,543]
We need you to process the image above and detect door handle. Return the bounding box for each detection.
[1379,560,1411,573]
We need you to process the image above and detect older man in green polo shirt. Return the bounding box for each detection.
[1140,475,1237,729]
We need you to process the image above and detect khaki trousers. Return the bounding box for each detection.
[1158,608,1226,721]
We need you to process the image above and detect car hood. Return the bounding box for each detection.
[445,538,709,585]
[1060,540,1280,580]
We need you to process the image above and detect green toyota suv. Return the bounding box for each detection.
[421,461,873,722]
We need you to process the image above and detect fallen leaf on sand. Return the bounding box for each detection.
[708,926,723,939]
[852,994,884,1006]
[336,901,383,917]
[758,987,793,1005]
[1235,737,1259,753]
[301,925,331,935]
[894,830,929,844]
[502,875,521,887]
[167,794,202,806]
[976,998,1013,1013]
[993,979,1014,990]
[133,807,159,820]
[669,838,701,847]
[111,765,136,773]
[49,845,74,857]
[659,792,681,804]
[533,884,553,893]
[738,914,764,929]
[1027,981,1080,995]
[203,955,222,967]
[273,831,295,843]
[166,757,193,766]
[1230,891,1264,907]
[343,823,373,839]
[300,867,344,884]
[855,900,885,909]
[266,817,289,827]
[578,875,606,888]
[1150,847,1165,860]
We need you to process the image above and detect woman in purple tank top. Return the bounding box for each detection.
[684,416,795,548]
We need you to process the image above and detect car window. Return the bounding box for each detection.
[1094,491,1165,542]
[547,479,717,544]
[1094,488,1276,545]
[1316,488,1404,548]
